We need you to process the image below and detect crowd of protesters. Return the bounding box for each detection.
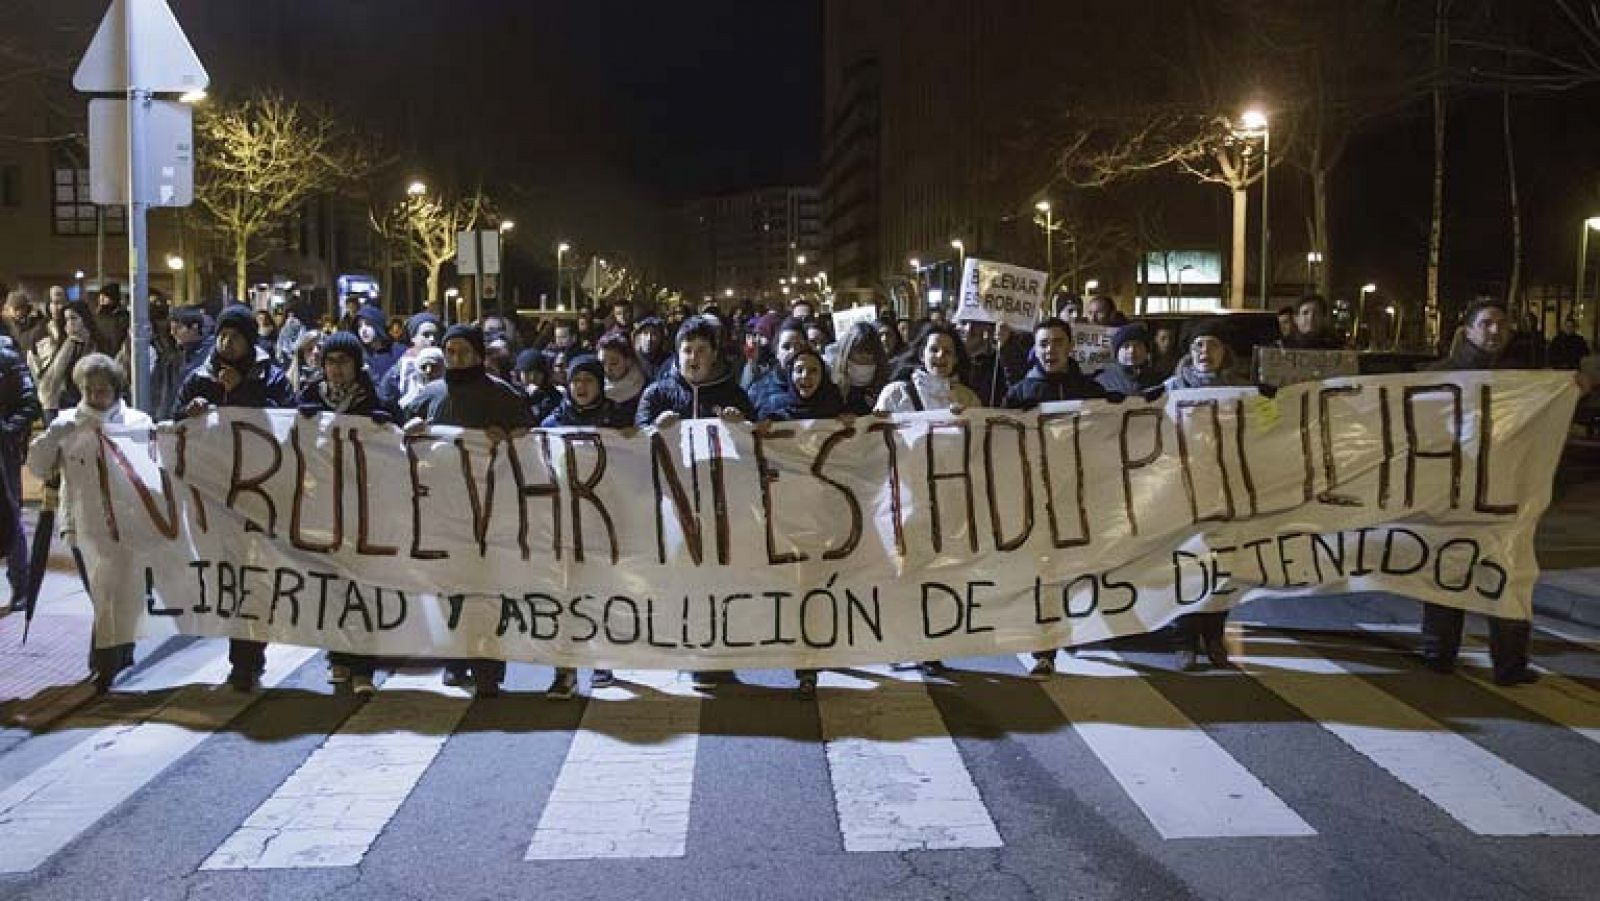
[0,280,1589,698]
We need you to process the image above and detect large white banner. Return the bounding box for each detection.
[61,372,1577,670]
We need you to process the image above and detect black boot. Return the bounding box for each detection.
[1488,617,1537,686]
[1419,603,1463,673]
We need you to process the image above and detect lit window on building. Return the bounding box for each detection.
[52,167,125,236]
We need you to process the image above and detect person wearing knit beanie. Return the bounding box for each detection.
[402,320,533,699]
[174,302,293,692]
[1110,322,1152,357]
[319,330,365,366]
[564,353,605,387]
[216,303,258,347]
[443,323,486,361]
[406,312,441,345]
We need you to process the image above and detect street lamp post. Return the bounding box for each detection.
[1035,201,1054,290]
[1240,109,1271,309]
[1577,217,1600,343]
[555,241,570,313]
[1175,264,1194,312]
[1305,251,1323,294]
[1358,283,1377,349]
[402,181,426,310]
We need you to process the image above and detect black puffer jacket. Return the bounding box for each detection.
[176,346,294,410]
[541,394,632,429]
[0,336,41,461]
[1094,362,1165,398]
[634,368,754,426]
[756,378,845,422]
[1002,363,1107,410]
[1427,341,1505,373]
[404,367,535,429]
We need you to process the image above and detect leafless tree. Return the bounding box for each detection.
[194,94,364,300]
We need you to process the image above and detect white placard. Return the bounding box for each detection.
[957,258,1046,331]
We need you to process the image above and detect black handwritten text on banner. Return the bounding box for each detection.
[65,372,1575,669]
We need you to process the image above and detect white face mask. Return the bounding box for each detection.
[846,361,877,387]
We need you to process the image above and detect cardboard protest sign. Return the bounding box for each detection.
[957,258,1045,332]
[64,373,1575,670]
[831,305,878,340]
[1071,323,1115,372]
[1256,347,1361,387]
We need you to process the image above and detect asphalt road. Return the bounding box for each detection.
[0,591,1596,901]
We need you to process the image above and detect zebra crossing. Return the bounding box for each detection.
[0,624,1597,880]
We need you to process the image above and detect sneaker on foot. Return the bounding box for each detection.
[919,660,946,677]
[442,667,474,688]
[351,674,376,696]
[1029,656,1056,680]
[546,671,577,701]
[327,664,351,684]
[591,669,616,689]
[796,675,817,700]
[690,671,719,691]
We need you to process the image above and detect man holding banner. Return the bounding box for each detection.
[1420,299,1536,684]
[1002,316,1106,679]
[176,304,295,691]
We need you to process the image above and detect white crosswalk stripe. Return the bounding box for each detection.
[3,632,1600,874]
[1356,623,1600,747]
[201,671,471,870]
[1535,621,1600,654]
[0,643,319,874]
[1025,652,1316,839]
[815,666,1002,852]
[1242,631,1600,836]
[525,670,701,860]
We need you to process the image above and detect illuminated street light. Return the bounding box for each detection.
[724,288,735,298]
[406,181,427,197]
[1034,202,1055,287]
[1358,283,1378,348]
[796,254,807,267]
[498,220,515,233]
[178,89,206,104]
[1576,219,1600,338]
[73,270,85,279]
[909,257,921,271]
[1237,108,1271,309]
[1084,278,1100,294]
[165,254,183,271]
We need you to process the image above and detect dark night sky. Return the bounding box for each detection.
[31,0,1600,307]
[172,0,823,269]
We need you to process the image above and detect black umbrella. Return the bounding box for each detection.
[20,480,58,646]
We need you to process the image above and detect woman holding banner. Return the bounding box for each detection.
[27,353,150,691]
[1165,318,1251,671]
[874,324,981,676]
[757,348,846,698]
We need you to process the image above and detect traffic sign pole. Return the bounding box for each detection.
[74,0,209,414]
[124,0,151,410]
